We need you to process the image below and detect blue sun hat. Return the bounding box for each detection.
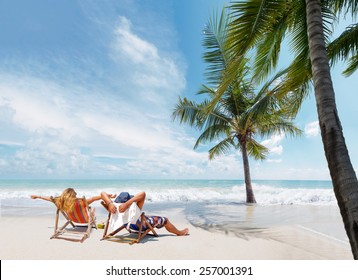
[114,192,134,203]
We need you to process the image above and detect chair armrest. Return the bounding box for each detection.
[101,201,109,211]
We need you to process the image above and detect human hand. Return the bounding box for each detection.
[30,195,38,199]
[108,203,117,214]
[118,202,128,213]
[109,194,117,199]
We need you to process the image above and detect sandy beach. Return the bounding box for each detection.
[0,207,353,260]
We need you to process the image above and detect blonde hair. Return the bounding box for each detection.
[55,188,77,212]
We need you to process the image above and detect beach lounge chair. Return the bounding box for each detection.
[50,196,97,243]
[101,201,158,245]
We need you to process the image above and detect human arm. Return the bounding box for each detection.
[101,192,118,214]
[30,195,53,202]
[118,191,146,213]
[86,195,101,205]
[87,193,115,205]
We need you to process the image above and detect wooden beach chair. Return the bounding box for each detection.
[50,196,97,243]
[101,201,158,245]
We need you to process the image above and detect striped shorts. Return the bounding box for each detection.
[129,215,168,231]
[146,216,168,229]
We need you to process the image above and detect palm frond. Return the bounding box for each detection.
[277,53,312,116]
[228,0,287,56]
[287,1,309,57]
[194,123,232,150]
[202,8,230,86]
[252,5,291,83]
[326,0,358,17]
[201,108,232,132]
[258,118,303,138]
[204,52,253,116]
[172,97,205,129]
[197,84,217,97]
[328,23,358,71]
[343,54,358,76]
[208,136,236,159]
[253,20,287,83]
[242,68,290,125]
[246,139,269,160]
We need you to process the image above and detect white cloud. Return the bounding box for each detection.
[0,77,85,138]
[0,4,253,180]
[80,113,175,151]
[261,133,285,155]
[267,159,282,163]
[0,141,24,147]
[305,121,320,137]
[4,136,89,176]
[113,17,159,64]
[110,16,186,104]
[0,158,8,167]
[0,14,204,178]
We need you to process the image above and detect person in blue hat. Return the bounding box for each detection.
[101,191,189,236]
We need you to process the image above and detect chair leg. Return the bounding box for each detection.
[102,212,111,238]
[54,209,60,233]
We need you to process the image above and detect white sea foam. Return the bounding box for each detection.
[248,184,336,205]
[146,183,336,205]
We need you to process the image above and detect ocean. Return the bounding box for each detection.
[0,179,336,206]
[0,179,348,243]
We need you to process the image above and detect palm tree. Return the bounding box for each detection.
[306,0,358,259]
[218,0,358,258]
[173,10,301,203]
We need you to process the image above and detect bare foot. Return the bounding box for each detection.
[178,228,189,236]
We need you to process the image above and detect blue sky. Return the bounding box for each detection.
[0,0,357,180]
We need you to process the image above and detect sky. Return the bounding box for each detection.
[0,0,357,180]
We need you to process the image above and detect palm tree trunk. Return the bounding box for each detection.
[306,0,358,259]
[241,141,256,203]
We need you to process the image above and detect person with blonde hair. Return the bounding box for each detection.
[31,188,115,213]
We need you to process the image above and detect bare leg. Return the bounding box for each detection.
[164,219,189,236]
